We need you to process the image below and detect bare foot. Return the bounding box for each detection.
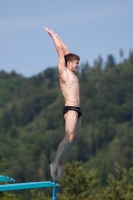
[50,163,58,180]
[57,163,64,180]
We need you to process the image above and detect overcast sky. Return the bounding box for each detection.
[0,0,133,77]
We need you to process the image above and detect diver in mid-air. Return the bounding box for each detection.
[45,28,82,180]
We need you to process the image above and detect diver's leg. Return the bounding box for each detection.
[50,110,78,180]
[57,114,81,179]
[60,115,81,163]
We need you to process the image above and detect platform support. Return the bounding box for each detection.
[52,180,57,200]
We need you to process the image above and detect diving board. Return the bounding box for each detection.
[0,175,15,182]
[0,175,59,200]
[0,181,59,191]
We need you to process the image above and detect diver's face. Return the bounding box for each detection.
[68,60,80,72]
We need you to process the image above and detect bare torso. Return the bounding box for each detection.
[58,68,80,107]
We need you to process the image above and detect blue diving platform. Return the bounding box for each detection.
[0,180,59,191]
[0,175,59,200]
[0,175,15,182]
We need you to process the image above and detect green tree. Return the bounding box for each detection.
[0,143,7,173]
[30,190,51,200]
[105,54,116,69]
[58,161,98,200]
[119,48,124,62]
[94,163,133,200]
[0,144,19,200]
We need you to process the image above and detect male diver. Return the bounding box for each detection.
[45,28,82,180]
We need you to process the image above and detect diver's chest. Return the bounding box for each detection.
[69,75,78,84]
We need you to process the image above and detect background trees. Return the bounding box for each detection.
[0,51,133,199]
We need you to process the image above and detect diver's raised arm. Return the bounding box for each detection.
[54,34,70,56]
[45,28,66,74]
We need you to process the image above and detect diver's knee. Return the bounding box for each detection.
[68,134,77,143]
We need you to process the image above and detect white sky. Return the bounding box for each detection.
[0,0,133,77]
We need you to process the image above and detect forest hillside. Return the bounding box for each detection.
[0,51,133,189]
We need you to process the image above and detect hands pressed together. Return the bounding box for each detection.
[45,27,57,37]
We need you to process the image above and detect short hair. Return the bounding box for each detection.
[64,53,80,66]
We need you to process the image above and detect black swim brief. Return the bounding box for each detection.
[63,106,82,118]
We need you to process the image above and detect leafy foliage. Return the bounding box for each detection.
[0,51,133,199]
[24,161,133,200]
[58,161,98,200]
